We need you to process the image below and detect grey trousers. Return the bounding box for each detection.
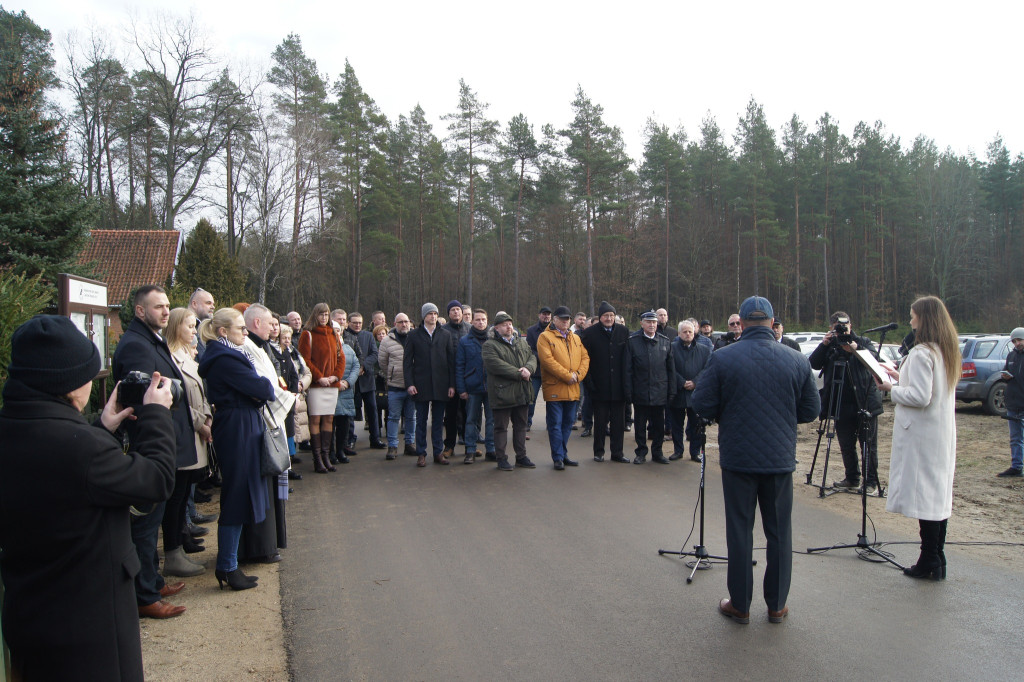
[721,469,793,613]
[493,405,529,461]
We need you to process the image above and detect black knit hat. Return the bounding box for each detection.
[598,300,615,316]
[8,315,101,395]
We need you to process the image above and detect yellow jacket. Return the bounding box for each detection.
[537,326,590,402]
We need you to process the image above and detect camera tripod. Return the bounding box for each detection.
[658,421,744,583]
[806,353,849,497]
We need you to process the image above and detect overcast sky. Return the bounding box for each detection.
[23,0,1024,161]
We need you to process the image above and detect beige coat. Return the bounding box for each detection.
[171,346,211,471]
[886,343,957,521]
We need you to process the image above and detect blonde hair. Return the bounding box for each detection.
[199,307,244,343]
[910,296,961,392]
[166,308,197,353]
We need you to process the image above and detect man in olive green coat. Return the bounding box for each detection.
[481,312,538,470]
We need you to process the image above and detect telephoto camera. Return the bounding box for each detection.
[832,317,853,345]
[118,370,184,409]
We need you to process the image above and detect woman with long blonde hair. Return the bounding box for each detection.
[878,296,961,580]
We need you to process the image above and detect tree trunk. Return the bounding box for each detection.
[514,158,525,321]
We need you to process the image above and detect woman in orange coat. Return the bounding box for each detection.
[298,302,344,473]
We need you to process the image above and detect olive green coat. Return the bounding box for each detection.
[481,332,538,410]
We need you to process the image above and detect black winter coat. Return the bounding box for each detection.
[1003,347,1024,412]
[808,332,883,418]
[624,331,676,406]
[670,337,711,409]
[112,317,197,468]
[0,380,176,682]
[403,325,456,402]
[579,322,629,401]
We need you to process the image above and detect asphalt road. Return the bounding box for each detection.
[281,418,1021,681]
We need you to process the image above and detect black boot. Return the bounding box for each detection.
[904,519,943,580]
[327,427,339,468]
[938,518,948,579]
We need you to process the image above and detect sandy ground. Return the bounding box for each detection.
[141,402,1024,680]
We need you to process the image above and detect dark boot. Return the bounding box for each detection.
[904,520,943,580]
[310,433,328,473]
[938,518,948,579]
[327,427,339,467]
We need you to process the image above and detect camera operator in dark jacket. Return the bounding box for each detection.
[998,327,1024,477]
[624,310,676,464]
[669,320,711,461]
[0,315,177,681]
[808,311,884,493]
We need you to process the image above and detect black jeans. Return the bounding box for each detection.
[592,399,625,458]
[443,394,466,448]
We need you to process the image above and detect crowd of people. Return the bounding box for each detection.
[0,285,964,676]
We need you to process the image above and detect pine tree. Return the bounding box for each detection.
[175,218,248,306]
[0,9,94,284]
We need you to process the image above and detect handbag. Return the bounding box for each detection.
[261,406,291,476]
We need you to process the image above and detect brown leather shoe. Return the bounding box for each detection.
[159,581,186,598]
[416,455,427,467]
[441,447,454,459]
[718,598,749,624]
[139,600,186,619]
[434,452,450,465]
[768,606,789,623]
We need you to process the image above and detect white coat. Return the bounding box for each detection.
[886,343,957,521]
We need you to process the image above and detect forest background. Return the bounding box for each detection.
[3,4,1023,332]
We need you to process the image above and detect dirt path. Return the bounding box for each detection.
[141,403,1024,679]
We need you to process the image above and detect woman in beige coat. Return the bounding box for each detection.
[878,296,960,580]
[166,308,213,577]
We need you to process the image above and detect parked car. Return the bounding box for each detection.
[956,334,1012,416]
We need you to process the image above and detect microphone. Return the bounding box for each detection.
[864,322,898,333]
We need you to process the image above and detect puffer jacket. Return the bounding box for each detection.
[670,336,711,409]
[623,330,676,406]
[456,328,493,395]
[335,342,361,417]
[378,329,410,390]
[537,325,590,402]
[690,324,819,474]
[482,331,538,410]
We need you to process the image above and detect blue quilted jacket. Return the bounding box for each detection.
[690,324,820,474]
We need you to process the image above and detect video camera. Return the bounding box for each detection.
[832,316,853,345]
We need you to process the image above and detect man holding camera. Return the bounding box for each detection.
[808,311,884,493]
[691,295,819,625]
[112,284,196,619]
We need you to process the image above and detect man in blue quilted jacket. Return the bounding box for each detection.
[691,295,819,626]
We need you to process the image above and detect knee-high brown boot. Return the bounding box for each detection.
[310,432,327,473]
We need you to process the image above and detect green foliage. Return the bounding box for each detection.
[174,218,249,307]
[0,271,52,403]
[0,8,95,284]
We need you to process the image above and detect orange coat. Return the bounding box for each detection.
[298,325,343,388]
[537,326,590,402]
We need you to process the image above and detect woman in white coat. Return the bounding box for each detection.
[877,296,960,580]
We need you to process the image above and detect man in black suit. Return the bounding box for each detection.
[579,301,631,463]
[112,284,197,619]
[773,318,801,352]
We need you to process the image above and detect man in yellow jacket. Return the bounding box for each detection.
[537,306,590,470]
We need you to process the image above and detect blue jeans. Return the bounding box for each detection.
[464,392,494,454]
[546,400,578,461]
[387,390,417,447]
[1008,409,1024,470]
[415,399,446,456]
[527,376,543,427]
[217,524,243,572]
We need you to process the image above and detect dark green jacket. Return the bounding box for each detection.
[482,332,538,410]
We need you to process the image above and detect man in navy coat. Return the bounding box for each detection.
[691,295,819,626]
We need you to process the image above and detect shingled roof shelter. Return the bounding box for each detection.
[77,229,180,339]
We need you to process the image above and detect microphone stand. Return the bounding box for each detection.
[658,420,743,583]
